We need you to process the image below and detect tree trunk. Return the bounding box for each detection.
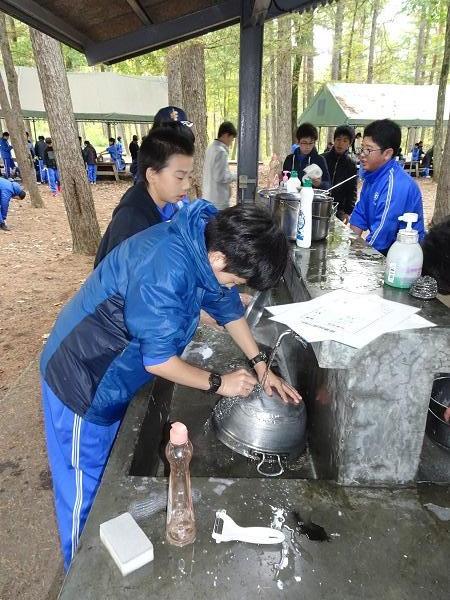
[179,40,207,197]
[367,0,380,83]
[276,16,292,160]
[414,19,427,84]
[29,27,101,255]
[420,21,431,83]
[166,45,183,107]
[305,16,315,105]
[345,0,359,82]
[331,0,344,81]
[268,21,278,160]
[0,14,43,208]
[432,111,450,224]
[291,17,304,138]
[432,3,450,181]
[264,70,271,158]
[6,15,16,42]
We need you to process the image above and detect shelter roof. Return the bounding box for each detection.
[0,66,168,122]
[0,0,325,65]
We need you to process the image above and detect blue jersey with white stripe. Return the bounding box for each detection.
[350,159,425,253]
[40,200,245,426]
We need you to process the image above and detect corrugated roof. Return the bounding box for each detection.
[300,83,450,127]
[0,66,168,122]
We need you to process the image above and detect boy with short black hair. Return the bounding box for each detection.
[202,121,237,209]
[0,178,26,231]
[350,119,425,254]
[282,123,331,189]
[94,127,194,267]
[323,125,357,223]
[41,200,299,569]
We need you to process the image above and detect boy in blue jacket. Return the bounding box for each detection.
[0,178,26,231]
[40,200,300,569]
[350,119,425,254]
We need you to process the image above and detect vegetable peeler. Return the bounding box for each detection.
[212,509,285,544]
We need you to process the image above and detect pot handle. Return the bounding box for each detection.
[256,453,284,477]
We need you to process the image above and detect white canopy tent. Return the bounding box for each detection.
[0,66,168,123]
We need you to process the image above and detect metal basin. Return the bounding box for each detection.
[211,385,307,476]
[426,375,450,450]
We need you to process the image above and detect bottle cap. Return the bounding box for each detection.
[302,177,313,187]
[290,170,298,178]
[170,422,188,445]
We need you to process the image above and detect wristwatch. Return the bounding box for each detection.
[208,372,222,394]
[248,351,268,368]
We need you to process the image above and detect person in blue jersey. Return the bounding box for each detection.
[350,119,425,255]
[100,137,121,172]
[94,127,194,268]
[0,178,26,231]
[40,201,300,569]
[115,135,126,170]
[0,132,16,178]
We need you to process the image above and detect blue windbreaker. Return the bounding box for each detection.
[350,159,425,253]
[0,138,12,158]
[40,200,245,425]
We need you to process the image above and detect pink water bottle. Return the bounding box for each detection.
[165,422,196,546]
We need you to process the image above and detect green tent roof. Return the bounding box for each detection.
[299,83,450,127]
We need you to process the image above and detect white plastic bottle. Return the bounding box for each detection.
[384,212,423,289]
[296,177,314,248]
[286,170,301,194]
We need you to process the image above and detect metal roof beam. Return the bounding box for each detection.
[85,0,241,65]
[0,0,91,51]
[267,0,324,18]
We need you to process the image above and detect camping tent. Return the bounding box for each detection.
[299,83,450,127]
[0,66,168,123]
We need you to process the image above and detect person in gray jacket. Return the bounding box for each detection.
[202,121,237,209]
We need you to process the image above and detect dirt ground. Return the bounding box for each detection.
[0,174,438,600]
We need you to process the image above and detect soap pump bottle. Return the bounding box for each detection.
[384,212,423,289]
[281,170,289,190]
[296,177,314,248]
[286,170,301,193]
[166,422,196,547]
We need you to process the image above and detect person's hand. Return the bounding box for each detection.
[253,362,301,404]
[311,177,322,188]
[444,407,450,423]
[217,369,258,398]
[239,293,253,307]
[341,212,350,224]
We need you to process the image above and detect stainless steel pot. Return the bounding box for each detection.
[258,188,334,242]
[426,375,450,450]
[211,385,307,477]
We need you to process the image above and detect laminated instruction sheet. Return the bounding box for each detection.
[266,289,435,349]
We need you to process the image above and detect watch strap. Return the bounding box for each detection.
[248,351,268,368]
[208,372,222,394]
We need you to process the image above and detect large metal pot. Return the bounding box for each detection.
[426,375,450,450]
[258,188,334,242]
[211,385,307,477]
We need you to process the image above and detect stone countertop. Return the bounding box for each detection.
[285,219,450,369]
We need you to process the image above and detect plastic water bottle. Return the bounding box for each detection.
[296,178,314,248]
[286,170,301,193]
[165,422,196,546]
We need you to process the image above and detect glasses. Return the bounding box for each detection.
[299,140,315,147]
[358,146,382,157]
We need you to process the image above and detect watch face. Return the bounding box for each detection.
[209,373,221,392]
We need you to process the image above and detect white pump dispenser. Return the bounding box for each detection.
[384,212,423,289]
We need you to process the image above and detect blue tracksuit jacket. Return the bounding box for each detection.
[0,178,23,222]
[40,200,244,425]
[350,159,425,253]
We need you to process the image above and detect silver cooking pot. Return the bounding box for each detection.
[211,386,307,477]
[258,188,335,242]
[426,375,450,450]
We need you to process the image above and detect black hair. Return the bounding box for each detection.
[18,190,26,200]
[355,132,362,138]
[2,132,9,137]
[363,119,401,154]
[422,218,450,295]
[84,140,90,145]
[150,120,195,144]
[132,135,138,141]
[334,125,355,143]
[296,123,318,141]
[218,121,237,138]
[109,137,115,144]
[138,126,194,179]
[205,206,289,291]
[38,135,45,140]
[45,137,52,144]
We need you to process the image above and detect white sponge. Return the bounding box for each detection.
[100,512,154,576]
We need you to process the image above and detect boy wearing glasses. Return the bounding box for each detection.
[350,119,425,255]
[282,123,331,189]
